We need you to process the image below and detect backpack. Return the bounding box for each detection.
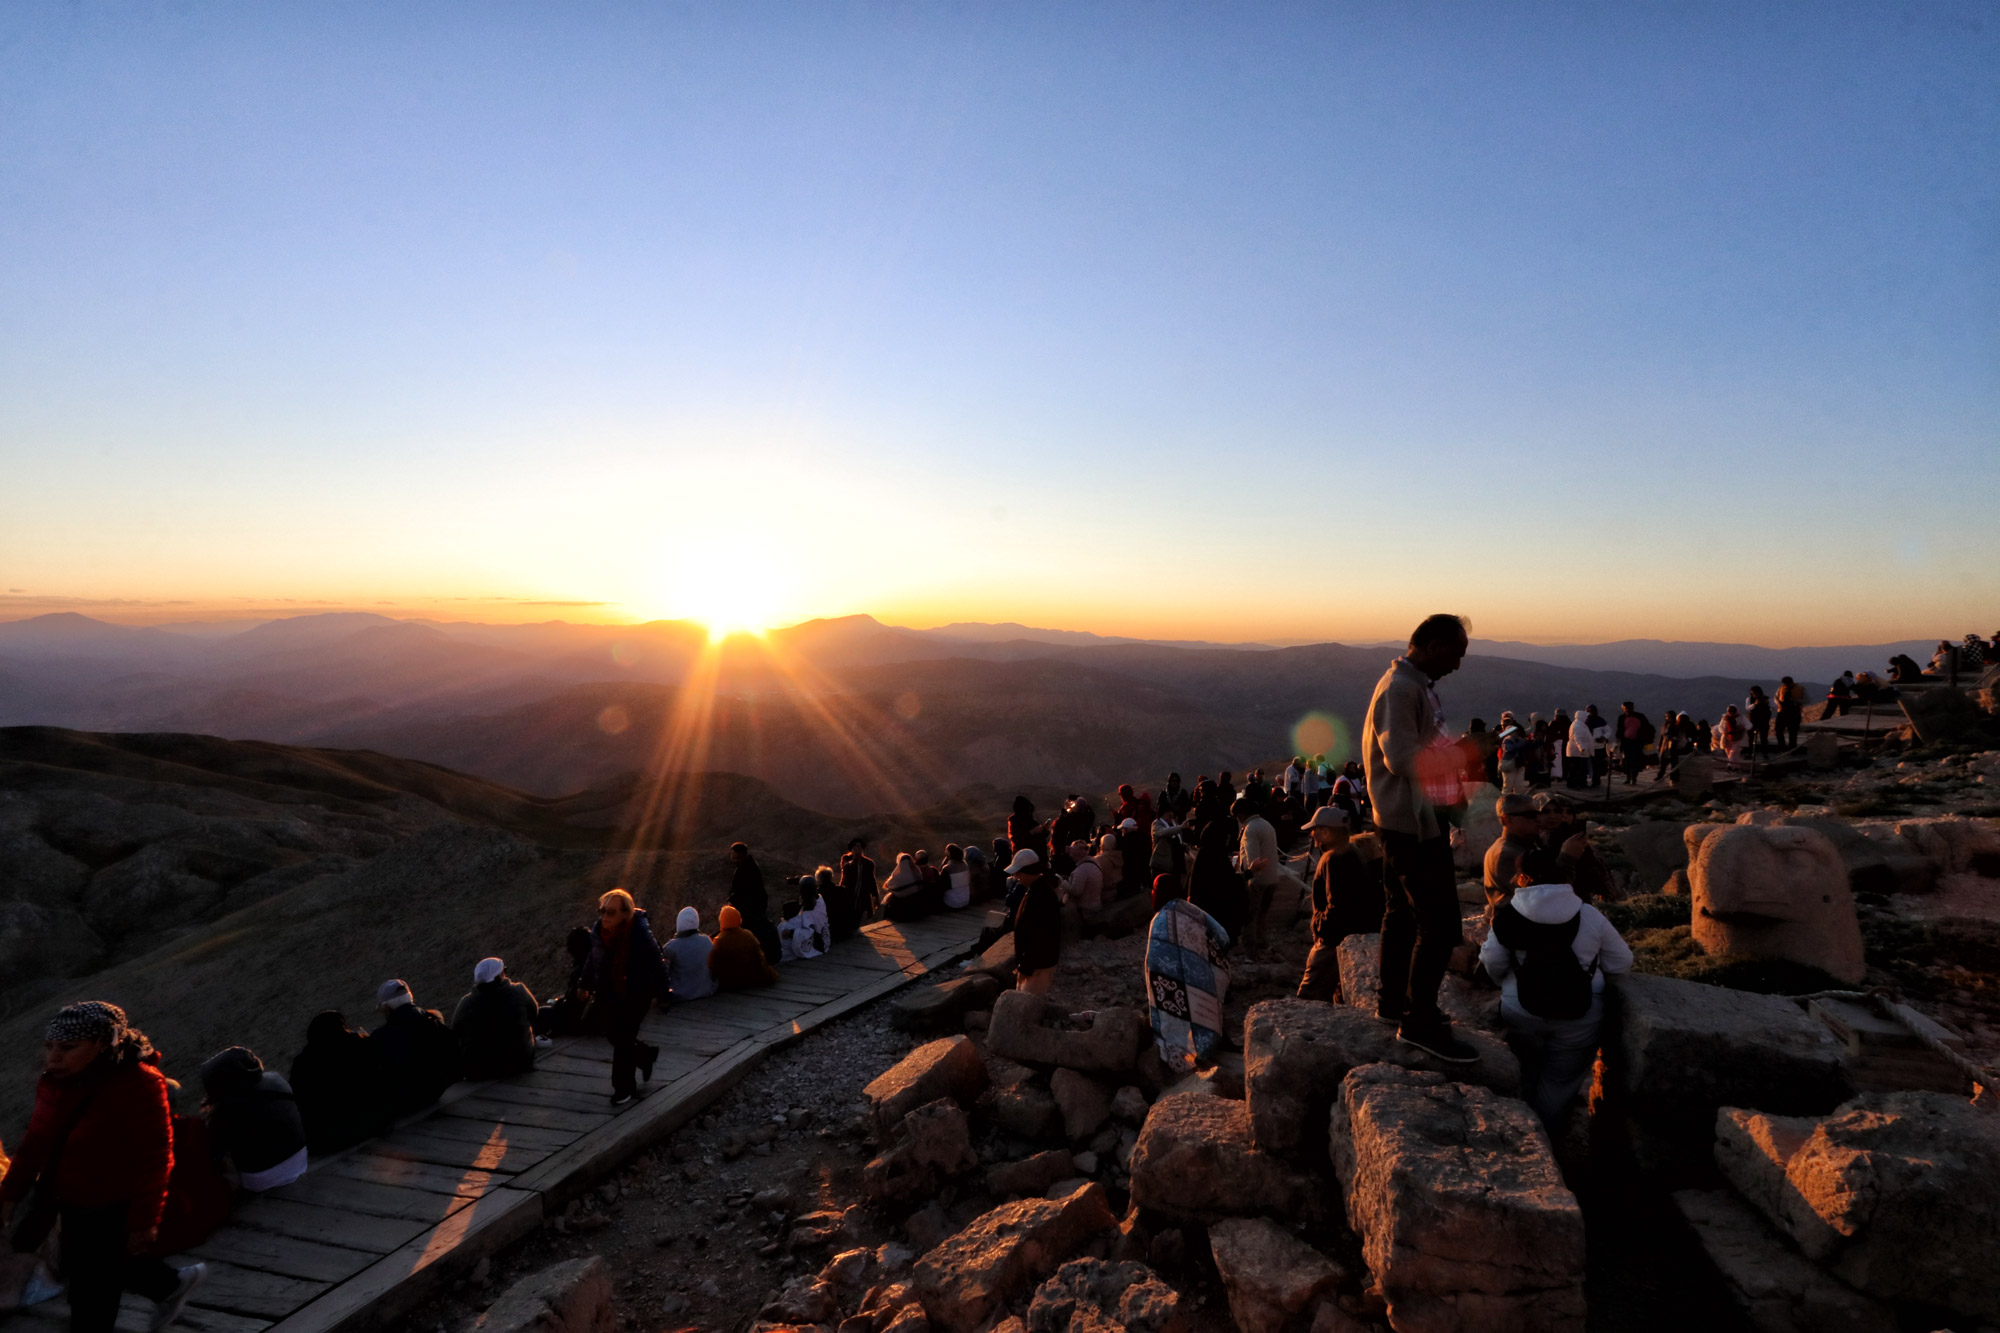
[1491,903,1595,1020]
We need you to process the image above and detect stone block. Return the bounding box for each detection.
[1127,1092,1320,1224]
[1620,821,1691,896]
[1671,1190,1895,1333]
[1807,996,1971,1094]
[1605,973,1850,1135]
[975,934,1020,985]
[867,1036,991,1134]
[1334,938,1504,1037]
[1111,1086,1150,1125]
[865,1099,980,1204]
[1330,1064,1585,1333]
[1243,999,1517,1160]
[988,991,1147,1072]
[987,1060,1065,1140]
[987,1150,1077,1198]
[893,974,1006,1035]
[473,1256,615,1333]
[1803,731,1841,769]
[1050,1069,1113,1142]
[1675,755,1717,800]
[1025,1258,1185,1333]
[1711,1092,2000,1319]
[1206,1218,1343,1333]
[912,1182,1118,1333]
[1689,824,1864,984]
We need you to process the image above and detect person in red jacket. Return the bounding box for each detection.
[0,1001,207,1333]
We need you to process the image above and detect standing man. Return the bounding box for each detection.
[1773,677,1805,750]
[727,843,782,966]
[1235,797,1281,947]
[1615,702,1652,786]
[1363,613,1478,1063]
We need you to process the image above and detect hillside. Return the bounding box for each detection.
[0,727,1003,1139]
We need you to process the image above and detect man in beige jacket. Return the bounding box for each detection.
[1363,613,1477,1063]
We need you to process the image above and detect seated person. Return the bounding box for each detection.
[372,979,462,1117]
[289,1011,391,1155]
[940,846,973,910]
[1295,808,1383,1002]
[1059,839,1109,935]
[452,957,540,1080]
[778,894,825,962]
[1478,848,1633,1131]
[709,905,778,989]
[663,906,718,999]
[537,926,596,1038]
[880,852,933,922]
[1888,652,1924,683]
[198,1046,308,1192]
[795,876,831,952]
[1482,793,1541,913]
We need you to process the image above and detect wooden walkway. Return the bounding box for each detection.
[3,914,988,1333]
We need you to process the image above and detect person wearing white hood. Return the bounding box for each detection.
[1478,848,1633,1130]
[662,907,718,1001]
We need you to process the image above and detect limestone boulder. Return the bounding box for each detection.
[1330,1064,1585,1333]
[1620,821,1691,896]
[1780,817,1935,897]
[1890,815,2000,879]
[989,992,1148,1073]
[912,1182,1118,1333]
[473,1256,615,1333]
[1333,938,1505,1038]
[1127,1092,1320,1224]
[1605,973,1851,1133]
[1050,1069,1114,1142]
[1025,1258,1185,1333]
[1688,824,1865,984]
[988,1150,1077,1198]
[1243,999,1517,1160]
[1670,1190,1895,1333]
[865,1099,980,1204]
[1206,1218,1343,1333]
[866,1037,990,1134]
[975,934,1020,985]
[893,974,1006,1035]
[1675,755,1717,800]
[1712,1092,2000,1319]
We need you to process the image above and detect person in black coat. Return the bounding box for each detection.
[452,957,540,1081]
[581,889,673,1105]
[289,1011,391,1155]
[727,843,783,965]
[198,1046,307,1192]
[1187,817,1248,948]
[371,980,462,1117]
[1008,849,1063,996]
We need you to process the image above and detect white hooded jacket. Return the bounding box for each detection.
[1478,882,1633,1005]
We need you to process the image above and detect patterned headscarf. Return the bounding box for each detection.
[43,1000,127,1046]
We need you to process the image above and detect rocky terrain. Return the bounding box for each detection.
[384,736,2000,1333]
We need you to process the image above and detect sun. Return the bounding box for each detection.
[663,547,790,641]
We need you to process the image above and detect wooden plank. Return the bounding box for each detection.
[461,1080,621,1115]
[229,1198,430,1254]
[439,1098,614,1133]
[384,1115,579,1151]
[510,1067,617,1095]
[184,1229,382,1284]
[528,1051,614,1077]
[263,1189,542,1333]
[370,1129,556,1176]
[314,1151,502,1199]
[269,1174,480,1224]
[185,1261,330,1320]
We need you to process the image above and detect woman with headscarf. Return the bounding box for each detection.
[662,907,717,1000]
[197,1046,307,1193]
[940,845,973,910]
[1008,849,1064,996]
[879,852,931,922]
[1143,875,1232,1071]
[709,905,779,989]
[289,1011,391,1155]
[1186,816,1248,947]
[582,888,672,1106]
[0,1001,207,1333]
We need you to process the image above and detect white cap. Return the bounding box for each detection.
[474,957,504,985]
[1118,818,1138,830]
[1005,848,1041,874]
[377,979,412,1008]
[1302,806,1351,833]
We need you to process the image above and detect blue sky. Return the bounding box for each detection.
[2,2,1995,642]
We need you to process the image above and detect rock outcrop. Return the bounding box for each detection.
[866,1036,991,1133]
[988,992,1148,1073]
[893,974,1006,1034]
[1206,1218,1343,1333]
[1670,1190,1895,1333]
[1712,1092,2000,1319]
[1330,1064,1585,1333]
[864,1098,980,1204]
[1024,1258,1185,1333]
[1127,1092,1320,1224]
[1688,824,1865,984]
[912,1182,1118,1333]
[473,1256,616,1333]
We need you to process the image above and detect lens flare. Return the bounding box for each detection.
[1290,711,1352,767]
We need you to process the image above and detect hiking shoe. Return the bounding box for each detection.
[1396,1022,1479,1064]
[149,1263,207,1332]
[611,1091,635,1107]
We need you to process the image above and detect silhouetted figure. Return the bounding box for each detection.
[709,905,778,989]
[289,1011,391,1155]
[197,1046,306,1192]
[582,889,669,1105]
[372,980,462,1117]
[831,840,871,938]
[727,843,782,965]
[452,957,540,1081]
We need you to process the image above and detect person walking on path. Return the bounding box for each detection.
[1773,676,1806,749]
[1144,873,1232,1070]
[1364,613,1478,1064]
[1008,849,1063,996]
[1295,809,1383,1002]
[1479,848,1634,1130]
[727,843,783,966]
[0,1002,207,1333]
[582,888,670,1106]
